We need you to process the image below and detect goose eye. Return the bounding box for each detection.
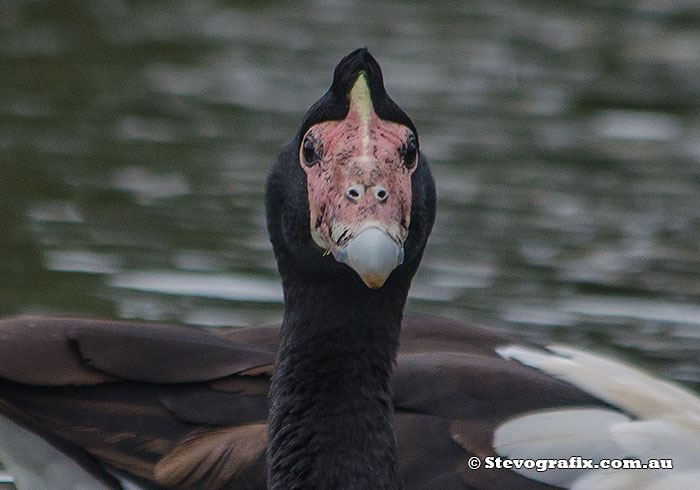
[403,135,417,169]
[302,135,319,166]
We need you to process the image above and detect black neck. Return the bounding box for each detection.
[267,276,407,490]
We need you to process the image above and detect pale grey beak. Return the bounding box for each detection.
[335,227,404,289]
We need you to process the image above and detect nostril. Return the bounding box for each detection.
[345,185,364,202]
[374,187,388,202]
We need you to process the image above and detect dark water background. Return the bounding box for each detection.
[1,0,699,435]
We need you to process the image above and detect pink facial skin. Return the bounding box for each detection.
[299,80,417,263]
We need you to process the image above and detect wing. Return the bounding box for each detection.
[393,317,604,490]
[0,316,276,490]
[494,344,700,489]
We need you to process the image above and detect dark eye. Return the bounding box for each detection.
[403,135,417,169]
[302,135,319,166]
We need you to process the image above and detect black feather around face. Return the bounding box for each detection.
[266,49,435,287]
[298,48,418,145]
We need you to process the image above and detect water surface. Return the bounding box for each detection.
[1,0,699,395]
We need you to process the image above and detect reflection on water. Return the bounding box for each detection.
[110,271,283,303]
[1,0,699,403]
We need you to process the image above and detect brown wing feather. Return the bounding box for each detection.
[154,424,267,490]
[73,322,274,384]
[0,317,276,489]
[0,316,115,385]
[393,351,599,421]
[159,387,269,426]
[0,316,276,386]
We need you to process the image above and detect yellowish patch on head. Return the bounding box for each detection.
[349,72,373,154]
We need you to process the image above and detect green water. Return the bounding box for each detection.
[2,0,699,385]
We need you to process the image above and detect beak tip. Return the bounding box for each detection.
[337,227,402,289]
[360,275,388,289]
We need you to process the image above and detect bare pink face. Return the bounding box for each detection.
[299,74,417,287]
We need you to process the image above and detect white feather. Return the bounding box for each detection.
[609,420,700,469]
[0,415,111,490]
[494,344,700,490]
[0,415,144,490]
[494,408,629,487]
[497,345,700,423]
